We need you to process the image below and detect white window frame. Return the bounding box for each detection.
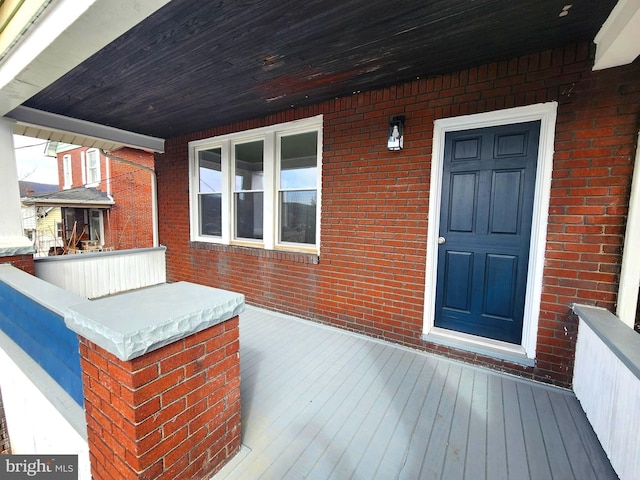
[189,115,322,253]
[422,103,558,362]
[81,151,86,185]
[85,148,100,187]
[88,209,104,245]
[62,154,72,189]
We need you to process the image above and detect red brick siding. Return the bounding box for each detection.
[0,255,35,275]
[156,42,640,387]
[107,148,155,250]
[78,317,241,480]
[56,148,92,189]
[0,387,11,453]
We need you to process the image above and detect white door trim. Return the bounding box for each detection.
[422,102,558,360]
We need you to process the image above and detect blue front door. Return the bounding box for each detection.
[435,121,540,344]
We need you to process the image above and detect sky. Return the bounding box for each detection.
[14,134,59,186]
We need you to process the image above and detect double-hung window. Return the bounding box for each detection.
[63,154,73,189]
[190,115,322,253]
[278,131,318,245]
[84,148,100,186]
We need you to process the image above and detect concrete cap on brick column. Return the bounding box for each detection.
[64,281,245,361]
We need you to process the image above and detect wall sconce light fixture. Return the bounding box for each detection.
[387,116,405,151]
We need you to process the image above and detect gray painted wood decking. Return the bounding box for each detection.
[214,306,617,480]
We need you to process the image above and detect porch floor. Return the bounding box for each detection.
[213,306,617,480]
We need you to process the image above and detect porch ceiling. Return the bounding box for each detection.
[21,0,616,140]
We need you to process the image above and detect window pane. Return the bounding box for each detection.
[198,148,222,193]
[280,190,316,244]
[280,132,317,189]
[90,210,101,242]
[235,192,263,240]
[200,193,222,236]
[87,150,99,184]
[235,141,264,191]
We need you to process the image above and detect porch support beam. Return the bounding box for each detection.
[7,106,165,153]
[0,117,34,256]
[617,130,640,328]
[593,0,640,70]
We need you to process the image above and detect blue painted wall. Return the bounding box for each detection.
[0,281,83,406]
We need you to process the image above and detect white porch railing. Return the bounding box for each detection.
[34,246,166,298]
[573,304,640,480]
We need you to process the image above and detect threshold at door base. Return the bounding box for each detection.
[423,327,535,367]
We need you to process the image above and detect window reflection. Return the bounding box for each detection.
[198,148,222,236]
[280,132,317,189]
[235,141,264,240]
[279,132,318,244]
[280,191,316,244]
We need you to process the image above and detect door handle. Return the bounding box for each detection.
[438,236,446,245]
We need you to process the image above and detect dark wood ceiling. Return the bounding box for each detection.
[23,0,616,139]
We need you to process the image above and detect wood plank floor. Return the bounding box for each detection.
[213,306,617,480]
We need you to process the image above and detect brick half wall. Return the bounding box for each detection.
[79,317,241,480]
[0,255,34,275]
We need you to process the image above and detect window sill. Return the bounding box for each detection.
[190,241,319,264]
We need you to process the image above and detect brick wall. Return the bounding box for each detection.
[0,387,10,454]
[0,255,35,275]
[107,148,155,250]
[56,147,86,189]
[79,317,241,480]
[156,42,640,387]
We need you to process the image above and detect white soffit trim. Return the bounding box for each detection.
[617,130,640,327]
[0,0,171,115]
[7,106,165,153]
[593,0,640,70]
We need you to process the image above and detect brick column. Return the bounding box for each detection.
[64,282,244,480]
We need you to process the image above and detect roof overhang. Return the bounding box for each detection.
[21,197,114,209]
[593,0,640,70]
[0,0,169,149]
[8,106,165,152]
[0,0,171,116]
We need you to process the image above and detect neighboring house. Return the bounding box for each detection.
[21,187,114,254]
[19,181,60,256]
[33,206,63,255]
[54,145,155,251]
[19,146,155,255]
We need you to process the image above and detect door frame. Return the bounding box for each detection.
[423,102,558,360]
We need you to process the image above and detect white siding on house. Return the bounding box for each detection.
[21,205,36,231]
